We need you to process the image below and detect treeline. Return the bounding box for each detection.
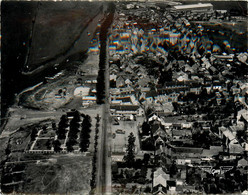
[54,110,92,153]
[90,114,101,192]
[96,2,115,104]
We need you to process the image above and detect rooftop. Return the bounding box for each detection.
[174,3,213,10]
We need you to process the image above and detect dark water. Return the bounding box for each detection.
[1,2,38,123]
[1,1,103,126]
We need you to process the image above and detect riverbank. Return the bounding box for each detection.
[1,1,107,131]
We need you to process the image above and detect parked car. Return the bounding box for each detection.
[116,129,125,134]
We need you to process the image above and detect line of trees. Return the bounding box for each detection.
[66,111,81,152]
[96,2,115,104]
[80,114,92,152]
[90,114,101,192]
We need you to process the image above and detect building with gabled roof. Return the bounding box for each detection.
[153,167,170,194]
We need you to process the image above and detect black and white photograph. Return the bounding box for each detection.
[1,0,248,194]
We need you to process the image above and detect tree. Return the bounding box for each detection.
[141,137,155,151]
[52,122,57,130]
[145,107,154,121]
[144,186,151,193]
[30,128,38,141]
[66,140,74,152]
[73,110,81,122]
[82,115,92,129]
[53,140,62,152]
[143,153,150,165]
[69,118,80,139]
[57,115,68,139]
[96,114,101,123]
[141,122,151,136]
[169,161,178,177]
[46,140,51,149]
[123,132,136,167]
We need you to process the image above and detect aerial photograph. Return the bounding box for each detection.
[1,0,248,194]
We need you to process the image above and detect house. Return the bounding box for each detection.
[73,86,90,97]
[153,125,167,138]
[110,74,117,81]
[149,114,163,123]
[171,146,203,158]
[153,168,170,194]
[154,102,174,114]
[115,96,132,105]
[237,109,248,126]
[172,129,192,137]
[237,52,248,64]
[229,140,244,154]
[184,65,194,74]
[167,180,177,193]
[240,109,248,125]
[82,96,97,106]
[213,54,234,61]
[125,66,133,74]
[237,158,248,167]
[155,136,166,147]
[219,126,244,153]
[201,146,223,157]
[125,79,132,86]
[116,75,125,88]
[190,87,201,94]
[176,159,191,165]
[110,105,140,116]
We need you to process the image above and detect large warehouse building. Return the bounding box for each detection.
[173,3,213,12]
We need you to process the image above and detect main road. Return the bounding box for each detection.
[96,3,115,194]
[96,34,112,195]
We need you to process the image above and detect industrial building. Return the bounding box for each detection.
[173,3,213,12]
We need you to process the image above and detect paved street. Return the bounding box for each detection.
[96,31,112,195]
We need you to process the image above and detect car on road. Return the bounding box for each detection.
[116,129,125,134]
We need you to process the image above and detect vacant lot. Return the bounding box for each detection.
[21,154,92,194]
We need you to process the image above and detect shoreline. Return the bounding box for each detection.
[1,2,106,131]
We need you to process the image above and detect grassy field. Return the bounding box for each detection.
[21,154,92,194]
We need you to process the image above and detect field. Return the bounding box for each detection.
[1,154,92,194]
[23,154,92,194]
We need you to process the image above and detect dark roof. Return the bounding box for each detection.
[153,185,167,194]
[116,96,132,103]
[172,146,203,153]
[110,105,139,111]
[146,90,158,98]
[167,180,176,187]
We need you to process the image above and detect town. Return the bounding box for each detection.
[0,1,247,194]
[108,1,248,194]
